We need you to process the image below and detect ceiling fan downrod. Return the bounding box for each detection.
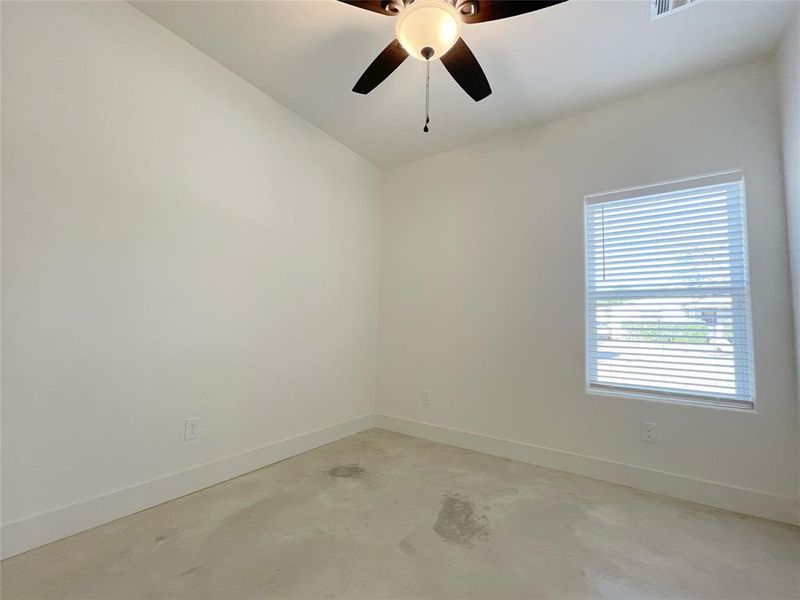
[381,0,405,14]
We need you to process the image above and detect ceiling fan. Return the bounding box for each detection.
[338,0,566,113]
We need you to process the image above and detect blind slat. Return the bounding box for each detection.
[588,287,747,298]
[587,181,741,209]
[593,375,744,394]
[593,356,738,369]
[587,220,743,245]
[590,191,742,215]
[590,266,746,279]
[588,341,750,354]
[591,208,745,236]
[589,235,747,257]
[593,250,748,266]
[592,309,750,315]
[588,229,745,250]
[593,360,740,374]
[593,196,742,224]
[594,368,739,386]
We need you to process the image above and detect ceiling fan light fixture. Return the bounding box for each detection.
[395,0,462,61]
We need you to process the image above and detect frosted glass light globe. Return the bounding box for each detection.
[395,0,462,61]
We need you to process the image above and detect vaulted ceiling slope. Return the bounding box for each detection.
[132,0,796,167]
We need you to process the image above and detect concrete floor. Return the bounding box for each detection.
[2,429,798,599]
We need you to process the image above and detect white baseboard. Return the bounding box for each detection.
[375,414,799,526]
[4,412,795,560]
[1,414,375,560]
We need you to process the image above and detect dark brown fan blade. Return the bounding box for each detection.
[440,37,491,101]
[336,0,397,16]
[352,40,409,94]
[458,0,567,24]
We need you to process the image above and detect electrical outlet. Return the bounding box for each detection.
[423,390,432,406]
[184,418,199,441]
[640,421,656,443]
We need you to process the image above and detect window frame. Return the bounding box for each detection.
[583,170,756,410]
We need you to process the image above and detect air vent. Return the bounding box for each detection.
[651,0,704,20]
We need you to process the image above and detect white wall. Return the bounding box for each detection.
[378,57,799,522]
[1,1,380,556]
[778,6,800,522]
[3,1,798,561]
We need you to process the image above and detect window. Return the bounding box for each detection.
[584,171,754,408]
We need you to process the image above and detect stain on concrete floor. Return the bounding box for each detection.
[327,464,366,478]
[433,493,489,546]
[397,537,417,555]
[1,429,798,600]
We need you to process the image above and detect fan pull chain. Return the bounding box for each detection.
[423,59,430,133]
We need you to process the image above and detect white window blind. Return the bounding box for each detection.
[584,171,754,408]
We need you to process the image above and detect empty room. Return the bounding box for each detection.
[1,0,799,598]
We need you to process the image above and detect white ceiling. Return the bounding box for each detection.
[132,0,797,167]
